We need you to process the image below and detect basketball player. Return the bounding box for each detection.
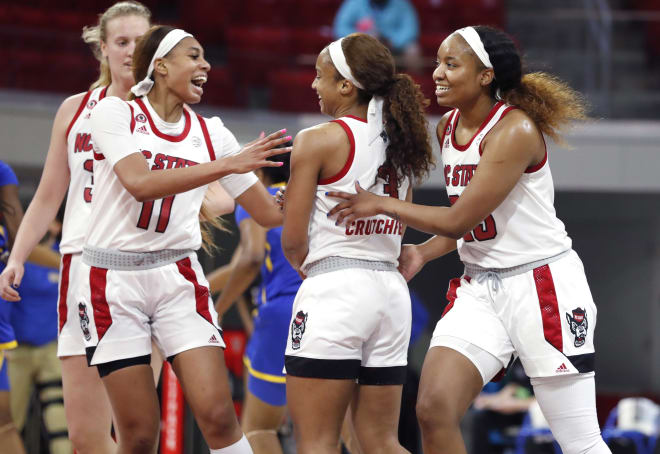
[0,4,153,452]
[281,33,433,454]
[71,25,287,454]
[0,160,26,454]
[327,26,612,454]
[211,153,299,454]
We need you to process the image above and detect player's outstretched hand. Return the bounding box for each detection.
[0,263,24,302]
[228,129,292,174]
[397,244,424,282]
[326,182,384,226]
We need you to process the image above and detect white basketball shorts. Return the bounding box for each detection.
[430,250,597,378]
[77,254,224,366]
[285,268,411,385]
[57,253,88,357]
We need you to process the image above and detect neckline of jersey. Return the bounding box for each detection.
[451,101,504,152]
[135,97,192,143]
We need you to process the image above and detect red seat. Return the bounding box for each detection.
[291,27,334,64]
[199,66,243,108]
[226,26,292,87]
[419,31,452,57]
[410,0,453,33]
[268,69,319,112]
[238,0,295,27]
[293,0,342,27]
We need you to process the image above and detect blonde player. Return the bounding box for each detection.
[0,3,152,453]
[72,25,287,454]
[327,26,612,454]
[282,33,433,454]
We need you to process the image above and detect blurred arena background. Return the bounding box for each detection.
[0,0,659,453]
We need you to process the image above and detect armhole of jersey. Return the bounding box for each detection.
[319,119,355,185]
[525,132,548,173]
[196,114,216,161]
[478,105,518,157]
[438,110,456,155]
[65,90,92,141]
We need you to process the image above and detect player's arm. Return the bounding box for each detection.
[214,217,266,318]
[201,181,235,220]
[281,127,329,272]
[233,183,283,228]
[93,98,290,202]
[0,94,81,296]
[327,111,542,238]
[205,249,240,295]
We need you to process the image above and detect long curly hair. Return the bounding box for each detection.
[338,33,434,185]
[474,25,588,144]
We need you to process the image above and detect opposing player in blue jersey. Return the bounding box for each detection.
[0,160,26,454]
[212,152,300,454]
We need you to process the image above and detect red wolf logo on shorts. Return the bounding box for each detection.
[566,307,588,348]
[78,302,91,341]
[291,311,308,350]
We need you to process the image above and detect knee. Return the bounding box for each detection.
[416,390,461,432]
[196,400,240,440]
[118,423,159,454]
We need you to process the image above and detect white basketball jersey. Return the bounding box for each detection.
[87,96,255,252]
[440,102,571,268]
[301,115,410,273]
[60,86,108,254]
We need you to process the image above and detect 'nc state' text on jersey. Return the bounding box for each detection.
[139,150,199,169]
[444,164,478,187]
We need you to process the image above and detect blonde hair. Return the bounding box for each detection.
[82,1,151,90]
[199,204,229,254]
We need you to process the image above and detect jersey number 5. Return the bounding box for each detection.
[137,196,175,233]
[448,195,497,242]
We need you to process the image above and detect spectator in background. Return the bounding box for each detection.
[333,0,423,72]
[8,218,71,454]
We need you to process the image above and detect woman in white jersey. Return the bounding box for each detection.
[282,33,433,454]
[77,25,288,454]
[0,3,153,453]
[328,26,612,454]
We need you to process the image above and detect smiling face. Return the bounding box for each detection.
[101,14,150,89]
[156,36,210,104]
[432,34,494,108]
[312,49,345,117]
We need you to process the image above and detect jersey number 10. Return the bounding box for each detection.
[448,195,497,242]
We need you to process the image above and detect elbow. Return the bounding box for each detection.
[434,217,469,240]
[282,241,305,269]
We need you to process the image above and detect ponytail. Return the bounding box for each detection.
[475,25,588,144]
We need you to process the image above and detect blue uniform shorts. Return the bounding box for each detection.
[244,295,294,407]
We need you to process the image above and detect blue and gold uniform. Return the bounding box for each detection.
[237,185,301,406]
[0,160,19,390]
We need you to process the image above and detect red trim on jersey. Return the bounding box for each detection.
[345,115,367,123]
[135,98,191,142]
[196,114,216,161]
[533,264,563,352]
[65,90,93,140]
[127,103,136,134]
[319,119,356,185]
[99,86,108,100]
[438,110,457,155]
[451,101,504,152]
[478,105,518,156]
[58,254,72,333]
[525,133,548,173]
[175,257,214,326]
[89,267,112,341]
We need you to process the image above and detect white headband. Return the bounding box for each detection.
[130,29,193,97]
[452,27,492,69]
[328,38,364,90]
